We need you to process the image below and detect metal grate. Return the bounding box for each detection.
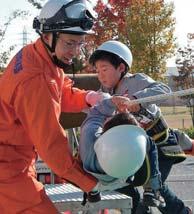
[45,183,132,214]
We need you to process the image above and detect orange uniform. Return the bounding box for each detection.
[185,141,194,156]
[0,38,97,213]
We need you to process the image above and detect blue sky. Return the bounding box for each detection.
[1,0,194,66]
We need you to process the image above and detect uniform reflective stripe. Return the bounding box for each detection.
[146,117,168,136]
[159,144,187,163]
[14,49,23,74]
[151,130,169,145]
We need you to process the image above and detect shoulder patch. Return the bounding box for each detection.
[14,49,23,74]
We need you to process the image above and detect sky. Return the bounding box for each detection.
[169,0,194,45]
[1,0,194,66]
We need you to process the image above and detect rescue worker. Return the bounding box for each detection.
[89,40,193,214]
[0,1,127,213]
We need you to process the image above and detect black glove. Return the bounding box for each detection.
[88,191,101,202]
[126,175,134,184]
[81,191,101,206]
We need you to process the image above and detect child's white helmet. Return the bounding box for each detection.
[94,125,147,178]
[90,40,133,68]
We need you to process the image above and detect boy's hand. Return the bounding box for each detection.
[112,96,140,113]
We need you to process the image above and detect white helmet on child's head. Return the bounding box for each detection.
[33,0,97,35]
[94,125,147,178]
[90,40,133,68]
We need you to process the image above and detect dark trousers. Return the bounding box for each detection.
[158,158,188,214]
[115,138,160,214]
[116,185,140,214]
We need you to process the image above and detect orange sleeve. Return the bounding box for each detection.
[61,76,89,112]
[185,140,194,156]
[14,74,97,192]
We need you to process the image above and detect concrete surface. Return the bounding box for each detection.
[141,156,194,213]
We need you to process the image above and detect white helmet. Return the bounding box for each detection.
[94,125,147,178]
[33,0,97,35]
[90,40,133,68]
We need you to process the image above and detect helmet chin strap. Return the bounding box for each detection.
[52,55,72,70]
[41,32,72,70]
[41,32,76,92]
[113,69,128,94]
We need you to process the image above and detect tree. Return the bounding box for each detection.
[84,0,176,79]
[86,0,132,56]
[27,0,43,9]
[122,0,176,79]
[173,35,194,125]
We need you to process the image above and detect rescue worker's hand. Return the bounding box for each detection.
[86,91,111,106]
[81,191,101,206]
[184,140,194,156]
[92,178,129,192]
[112,96,140,113]
[87,191,101,202]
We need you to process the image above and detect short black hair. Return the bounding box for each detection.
[103,112,139,133]
[89,50,129,71]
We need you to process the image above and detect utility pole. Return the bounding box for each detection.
[22,26,28,47]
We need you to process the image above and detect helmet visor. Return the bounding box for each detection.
[65,0,97,19]
[34,0,97,34]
